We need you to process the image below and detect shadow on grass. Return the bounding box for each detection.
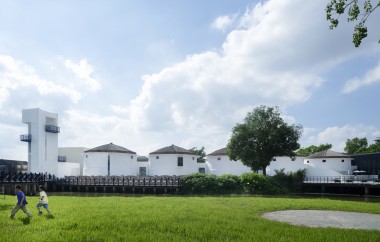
[20,217,31,225]
[46,214,55,219]
[0,204,13,211]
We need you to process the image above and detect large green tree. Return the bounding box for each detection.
[297,143,333,157]
[344,137,380,154]
[326,0,380,47]
[226,106,303,176]
[344,137,368,154]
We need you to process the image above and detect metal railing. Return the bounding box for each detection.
[304,175,379,184]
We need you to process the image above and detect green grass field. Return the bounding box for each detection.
[1,195,380,241]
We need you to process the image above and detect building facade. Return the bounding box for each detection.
[21,108,60,175]
[206,148,252,175]
[149,145,203,176]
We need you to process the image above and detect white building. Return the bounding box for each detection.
[137,156,149,176]
[266,155,306,176]
[58,147,87,177]
[83,143,137,176]
[206,148,252,176]
[304,150,353,177]
[21,108,60,175]
[149,145,203,176]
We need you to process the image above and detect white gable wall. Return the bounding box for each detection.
[266,156,306,176]
[149,154,203,176]
[206,155,251,176]
[304,157,353,177]
[83,152,138,176]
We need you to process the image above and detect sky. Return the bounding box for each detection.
[1,0,380,161]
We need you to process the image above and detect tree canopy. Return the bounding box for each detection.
[297,143,333,157]
[326,0,380,47]
[226,106,303,175]
[189,146,206,163]
[344,137,380,154]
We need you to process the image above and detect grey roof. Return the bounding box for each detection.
[208,148,227,156]
[307,150,351,159]
[137,156,149,162]
[84,143,136,154]
[149,144,195,155]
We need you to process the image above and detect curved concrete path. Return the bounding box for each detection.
[261,210,380,230]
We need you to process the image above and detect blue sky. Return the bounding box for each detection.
[1,0,379,160]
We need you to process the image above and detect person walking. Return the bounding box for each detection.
[36,185,52,215]
[10,185,33,219]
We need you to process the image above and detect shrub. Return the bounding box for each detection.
[179,173,221,194]
[218,174,243,194]
[272,169,306,192]
[240,173,287,195]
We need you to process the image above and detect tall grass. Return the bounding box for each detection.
[0,195,379,241]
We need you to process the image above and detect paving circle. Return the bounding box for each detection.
[261,210,380,230]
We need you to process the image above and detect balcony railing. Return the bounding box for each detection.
[45,125,60,133]
[20,134,32,142]
[58,156,67,162]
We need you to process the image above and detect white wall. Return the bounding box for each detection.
[149,154,203,176]
[206,155,251,176]
[58,147,88,176]
[266,156,306,176]
[58,162,80,177]
[304,157,353,177]
[83,152,138,176]
[22,108,58,175]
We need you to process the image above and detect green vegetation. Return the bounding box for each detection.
[1,195,379,241]
[297,143,333,156]
[227,106,302,175]
[179,172,306,195]
[345,137,380,154]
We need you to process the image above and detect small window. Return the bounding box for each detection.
[306,160,309,163]
[177,157,183,166]
[291,157,296,161]
[86,155,88,158]
[199,168,205,174]
[322,160,326,163]
[156,156,159,159]
[272,158,276,161]
[341,159,344,162]
[192,157,194,160]
[217,157,221,160]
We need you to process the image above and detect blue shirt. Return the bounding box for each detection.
[16,191,28,205]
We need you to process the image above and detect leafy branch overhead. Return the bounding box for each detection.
[326,0,380,47]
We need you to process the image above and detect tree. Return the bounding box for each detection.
[189,146,206,163]
[326,0,380,47]
[344,137,380,154]
[344,137,368,154]
[226,106,303,175]
[297,143,333,157]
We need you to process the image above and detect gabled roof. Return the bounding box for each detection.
[137,156,149,162]
[307,150,351,159]
[149,144,195,155]
[208,148,226,156]
[84,143,136,154]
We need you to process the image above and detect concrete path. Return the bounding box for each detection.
[261,210,380,230]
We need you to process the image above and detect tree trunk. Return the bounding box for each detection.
[262,166,266,176]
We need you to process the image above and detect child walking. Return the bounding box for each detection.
[36,185,52,215]
[10,185,33,219]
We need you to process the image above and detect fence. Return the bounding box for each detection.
[304,175,379,184]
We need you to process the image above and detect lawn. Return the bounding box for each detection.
[1,195,380,241]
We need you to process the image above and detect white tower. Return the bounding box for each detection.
[20,108,59,175]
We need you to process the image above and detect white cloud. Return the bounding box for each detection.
[0,55,82,105]
[342,61,380,93]
[301,125,380,152]
[64,59,101,92]
[211,15,235,31]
